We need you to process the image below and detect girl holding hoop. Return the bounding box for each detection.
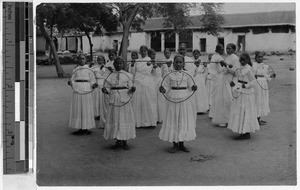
[227,53,259,140]
[102,57,136,150]
[68,54,98,135]
[252,51,276,125]
[158,55,197,153]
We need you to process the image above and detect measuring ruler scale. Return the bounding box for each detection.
[2,2,34,174]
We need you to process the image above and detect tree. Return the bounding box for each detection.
[68,3,119,60]
[109,3,224,65]
[36,3,71,78]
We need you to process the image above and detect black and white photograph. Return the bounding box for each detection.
[35,1,296,187]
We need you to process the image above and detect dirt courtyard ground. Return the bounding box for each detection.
[36,53,296,186]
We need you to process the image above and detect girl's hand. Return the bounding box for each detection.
[159,86,166,93]
[67,81,72,86]
[92,83,98,89]
[230,81,235,87]
[191,85,197,91]
[107,66,114,73]
[166,61,172,67]
[228,64,233,68]
[131,60,136,67]
[271,73,276,78]
[194,60,201,67]
[146,62,151,66]
[128,86,136,94]
[242,84,246,88]
[153,63,158,69]
[102,87,109,94]
[220,60,227,67]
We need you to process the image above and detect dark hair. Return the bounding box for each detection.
[139,45,148,52]
[173,54,185,62]
[193,49,201,55]
[113,57,125,68]
[148,48,156,56]
[254,51,263,59]
[108,49,117,56]
[131,51,139,58]
[215,44,224,53]
[240,52,252,66]
[227,43,236,51]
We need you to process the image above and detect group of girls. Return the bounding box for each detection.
[67,42,274,153]
[206,44,275,140]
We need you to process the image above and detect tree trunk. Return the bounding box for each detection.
[85,31,93,61]
[120,24,130,71]
[38,20,69,78]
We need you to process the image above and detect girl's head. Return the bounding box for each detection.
[178,43,187,56]
[192,49,201,59]
[226,43,236,55]
[255,51,264,64]
[208,53,213,62]
[131,51,139,60]
[113,57,125,71]
[108,49,117,61]
[97,55,106,65]
[148,49,156,60]
[139,45,148,58]
[164,48,171,59]
[215,44,224,55]
[239,52,252,67]
[77,54,87,66]
[173,55,185,71]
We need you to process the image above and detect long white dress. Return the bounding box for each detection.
[252,62,271,117]
[68,65,96,129]
[208,53,224,118]
[158,70,197,143]
[103,70,136,140]
[182,56,198,116]
[227,64,260,134]
[212,53,240,124]
[91,65,106,128]
[193,58,209,113]
[132,56,158,127]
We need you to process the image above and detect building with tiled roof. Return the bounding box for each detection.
[54,11,295,54]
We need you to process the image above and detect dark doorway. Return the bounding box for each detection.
[218,37,224,48]
[150,32,161,52]
[237,35,245,52]
[200,38,206,52]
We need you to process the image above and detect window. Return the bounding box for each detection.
[200,38,206,52]
[252,27,269,34]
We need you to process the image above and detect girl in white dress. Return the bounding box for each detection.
[129,51,138,74]
[192,49,209,113]
[132,45,158,128]
[252,51,276,125]
[208,44,224,119]
[102,57,136,150]
[206,53,214,107]
[227,53,259,140]
[159,55,198,153]
[68,54,98,135]
[90,55,106,127]
[212,43,240,126]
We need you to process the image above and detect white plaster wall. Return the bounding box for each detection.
[245,32,296,52]
[128,32,147,51]
[193,29,296,53]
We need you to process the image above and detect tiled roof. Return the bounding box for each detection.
[140,11,295,31]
